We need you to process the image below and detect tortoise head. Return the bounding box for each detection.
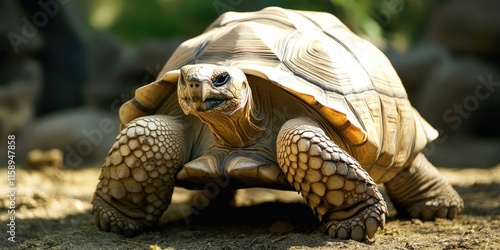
[177,64,250,116]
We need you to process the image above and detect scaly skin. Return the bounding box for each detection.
[277,118,388,241]
[92,115,185,236]
[384,153,464,220]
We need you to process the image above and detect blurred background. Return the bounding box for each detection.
[1,0,499,169]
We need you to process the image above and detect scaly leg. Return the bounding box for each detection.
[277,118,388,241]
[92,115,185,236]
[384,153,463,220]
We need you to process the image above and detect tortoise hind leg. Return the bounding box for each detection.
[277,118,388,241]
[92,115,185,236]
[384,153,463,220]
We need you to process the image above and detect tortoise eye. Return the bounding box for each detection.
[213,72,230,87]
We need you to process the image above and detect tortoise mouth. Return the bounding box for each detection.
[182,98,230,112]
[204,98,227,110]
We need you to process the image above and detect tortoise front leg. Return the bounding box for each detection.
[92,115,185,236]
[277,118,388,241]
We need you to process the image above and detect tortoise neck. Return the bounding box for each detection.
[198,91,265,147]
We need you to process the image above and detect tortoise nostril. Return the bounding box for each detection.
[190,84,194,88]
[195,83,199,87]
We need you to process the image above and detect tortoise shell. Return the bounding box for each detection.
[119,7,438,183]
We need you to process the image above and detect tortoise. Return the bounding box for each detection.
[92,7,463,241]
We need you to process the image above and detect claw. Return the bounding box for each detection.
[448,206,458,219]
[437,207,448,218]
[337,227,348,239]
[380,213,386,230]
[92,195,145,237]
[365,217,379,239]
[328,226,337,238]
[351,225,364,241]
[421,208,435,220]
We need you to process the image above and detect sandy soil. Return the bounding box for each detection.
[1,164,499,250]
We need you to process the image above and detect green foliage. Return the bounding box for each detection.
[330,0,435,49]
[84,0,434,48]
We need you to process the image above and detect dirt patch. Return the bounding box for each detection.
[1,165,499,249]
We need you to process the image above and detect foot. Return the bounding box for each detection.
[325,199,387,241]
[92,195,149,237]
[92,115,185,236]
[277,118,388,241]
[384,154,463,221]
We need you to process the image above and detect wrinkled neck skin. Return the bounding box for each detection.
[195,89,266,148]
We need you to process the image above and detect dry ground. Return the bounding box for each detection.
[1,164,499,250]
